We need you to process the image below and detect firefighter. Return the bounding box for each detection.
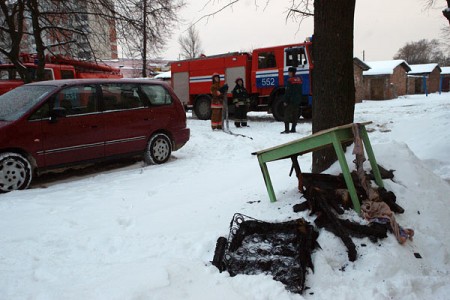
[281,67,303,134]
[231,77,250,127]
[210,73,224,130]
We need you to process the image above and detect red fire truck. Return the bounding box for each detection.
[170,41,313,121]
[0,54,122,95]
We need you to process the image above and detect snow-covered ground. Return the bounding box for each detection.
[1,92,449,300]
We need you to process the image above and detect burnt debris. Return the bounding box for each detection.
[212,213,320,294]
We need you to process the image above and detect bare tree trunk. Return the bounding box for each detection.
[142,0,148,78]
[27,0,46,81]
[311,0,356,173]
[0,0,31,82]
[444,0,450,24]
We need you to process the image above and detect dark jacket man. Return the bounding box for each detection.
[281,67,303,133]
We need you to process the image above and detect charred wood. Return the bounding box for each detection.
[309,187,357,261]
[299,172,404,213]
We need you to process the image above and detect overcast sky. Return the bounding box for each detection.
[162,0,448,62]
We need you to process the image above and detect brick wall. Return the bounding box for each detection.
[406,76,416,94]
[428,67,441,93]
[443,76,450,92]
[353,64,365,103]
[390,65,408,97]
[363,65,409,100]
[408,67,441,94]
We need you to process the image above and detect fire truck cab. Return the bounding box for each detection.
[171,41,313,121]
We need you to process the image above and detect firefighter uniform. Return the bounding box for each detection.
[232,78,250,127]
[282,67,303,133]
[210,74,223,130]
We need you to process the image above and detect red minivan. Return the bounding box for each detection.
[0,79,190,192]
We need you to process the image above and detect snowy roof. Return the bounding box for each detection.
[353,57,370,71]
[441,66,450,75]
[154,71,171,79]
[408,63,440,75]
[363,60,411,76]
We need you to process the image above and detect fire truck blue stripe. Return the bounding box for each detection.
[256,73,278,78]
[283,70,309,76]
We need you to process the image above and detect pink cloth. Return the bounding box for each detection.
[361,200,414,244]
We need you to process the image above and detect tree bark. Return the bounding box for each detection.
[312,0,356,173]
[0,0,30,82]
[27,0,46,81]
[142,0,148,78]
[444,0,450,24]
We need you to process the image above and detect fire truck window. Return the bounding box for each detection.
[60,70,75,79]
[258,52,277,69]
[141,85,172,106]
[25,68,54,80]
[27,68,37,80]
[44,69,54,80]
[0,68,24,80]
[0,69,11,80]
[286,48,306,68]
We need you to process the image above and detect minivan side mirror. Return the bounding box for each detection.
[49,107,67,122]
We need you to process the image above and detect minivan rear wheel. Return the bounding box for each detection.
[144,133,172,164]
[0,152,32,193]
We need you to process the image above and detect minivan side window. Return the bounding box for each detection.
[141,85,172,106]
[29,85,97,120]
[101,84,145,111]
[56,85,97,115]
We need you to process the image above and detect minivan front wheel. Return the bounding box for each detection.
[144,133,172,164]
[0,152,32,193]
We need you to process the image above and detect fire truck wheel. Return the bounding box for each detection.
[0,152,33,193]
[144,133,172,165]
[194,96,212,120]
[271,94,285,122]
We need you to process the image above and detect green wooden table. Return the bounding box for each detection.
[253,122,384,213]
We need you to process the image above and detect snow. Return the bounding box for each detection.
[408,63,440,75]
[363,60,410,76]
[154,71,171,79]
[441,67,450,75]
[1,92,450,299]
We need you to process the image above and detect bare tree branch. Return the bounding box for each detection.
[192,0,239,26]
[178,25,203,59]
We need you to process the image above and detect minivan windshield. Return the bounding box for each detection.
[0,85,56,121]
